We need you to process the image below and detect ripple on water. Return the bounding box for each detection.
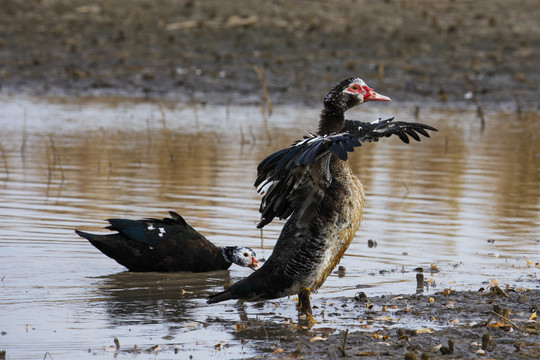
[0,96,538,359]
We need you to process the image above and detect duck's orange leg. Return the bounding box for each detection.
[297,287,312,315]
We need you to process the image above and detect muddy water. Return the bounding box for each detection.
[0,95,538,359]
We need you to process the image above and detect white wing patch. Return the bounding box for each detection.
[158,227,166,237]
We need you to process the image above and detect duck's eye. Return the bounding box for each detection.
[351,85,359,91]
[244,252,249,257]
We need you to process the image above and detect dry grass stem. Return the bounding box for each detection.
[472,92,486,132]
[489,310,520,330]
[159,104,174,161]
[253,65,273,142]
[339,329,349,356]
[378,63,385,87]
[0,144,9,180]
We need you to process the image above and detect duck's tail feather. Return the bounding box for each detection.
[207,289,233,304]
[75,230,96,241]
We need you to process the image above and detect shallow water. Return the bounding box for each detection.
[0,95,538,359]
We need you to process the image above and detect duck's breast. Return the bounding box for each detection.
[311,171,365,291]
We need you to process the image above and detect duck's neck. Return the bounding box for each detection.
[220,246,234,264]
[318,106,345,135]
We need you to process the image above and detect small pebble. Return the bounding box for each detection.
[367,239,377,248]
[354,292,368,302]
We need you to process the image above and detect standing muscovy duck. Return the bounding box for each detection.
[76,211,259,272]
[207,78,436,307]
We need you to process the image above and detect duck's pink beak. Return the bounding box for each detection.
[248,257,259,270]
[364,87,391,102]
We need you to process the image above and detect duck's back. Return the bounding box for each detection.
[78,213,231,272]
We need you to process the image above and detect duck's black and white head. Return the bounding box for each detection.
[324,77,390,110]
[320,78,390,134]
[222,246,259,270]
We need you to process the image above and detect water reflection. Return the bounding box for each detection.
[0,95,538,360]
[94,271,232,326]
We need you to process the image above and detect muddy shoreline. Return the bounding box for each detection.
[1,0,539,108]
[261,287,540,359]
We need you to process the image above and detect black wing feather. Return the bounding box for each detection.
[330,140,347,160]
[345,118,437,144]
[405,128,421,141]
[295,140,323,166]
[254,117,437,228]
[398,132,410,143]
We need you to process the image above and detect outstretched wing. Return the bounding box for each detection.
[343,117,438,148]
[254,134,339,229]
[254,118,437,229]
[254,131,372,229]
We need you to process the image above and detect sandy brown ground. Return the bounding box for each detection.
[0,0,538,107]
[1,1,538,359]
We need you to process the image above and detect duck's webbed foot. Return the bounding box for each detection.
[297,287,312,315]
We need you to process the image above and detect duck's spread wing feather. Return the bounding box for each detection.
[254,133,359,229]
[342,117,438,146]
[254,118,437,229]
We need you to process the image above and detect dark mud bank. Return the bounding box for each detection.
[263,288,540,359]
[1,0,539,107]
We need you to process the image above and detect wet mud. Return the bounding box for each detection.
[260,287,540,359]
[0,0,539,107]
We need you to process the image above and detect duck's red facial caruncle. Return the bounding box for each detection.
[248,257,259,270]
[345,82,391,102]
